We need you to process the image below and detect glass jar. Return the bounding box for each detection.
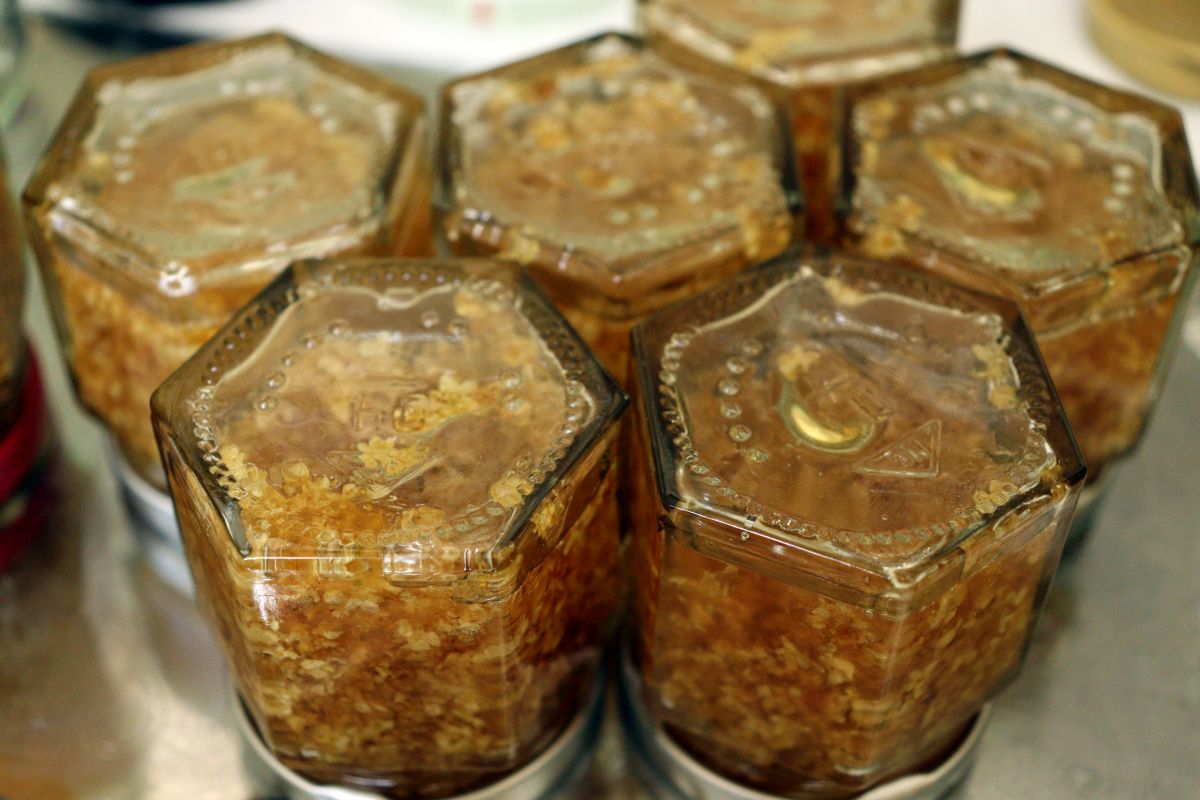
[23,33,432,488]
[839,49,1200,533]
[1089,0,1200,100]
[628,250,1083,797]
[438,33,800,383]
[151,257,626,797]
[232,664,609,800]
[638,0,960,239]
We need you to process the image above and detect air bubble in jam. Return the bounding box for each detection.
[741,338,763,356]
[727,424,752,443]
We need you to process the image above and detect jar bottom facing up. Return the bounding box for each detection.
[107,436,191,595]
[618,640,990,800]
[231,666,607,800]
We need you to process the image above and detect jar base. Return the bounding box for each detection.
[107,436,192,595]
[230,667,606,800]
[618,641,990,800]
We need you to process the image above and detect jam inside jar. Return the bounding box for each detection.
[638,0,961,239]
[629,250,1084,797]
[841,49,1200,501]
[152,258,626,797]
[440,33,800,383]
[24,34,431,487]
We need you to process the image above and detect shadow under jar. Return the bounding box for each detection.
[838,49,1200,539]
[24,33,431,488]
[638,0,960,240]
[438,32,801,385]
[628,250,1084,797]
[151,257,626,798]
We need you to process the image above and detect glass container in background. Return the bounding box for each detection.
[638,0,959,240]
[0,144,23,436]
[1089,0,1200,100]
[628,251,1083,797]
[0,0,28,127]
[151,257,626,797]
[439,33,801,383]
[0,139,53,575]
[840,49,1199,542]
[23,33,432,489]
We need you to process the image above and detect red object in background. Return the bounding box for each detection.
[471,1,496,27]
[0,346,55,574]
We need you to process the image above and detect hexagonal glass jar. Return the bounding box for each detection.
[24,33,431,487]
[438,33,801,383]
[839,49,1200,504]
[151,257,626,797]
[628,251,1084,797]
[0,146,25,436]
[638,0,960,239]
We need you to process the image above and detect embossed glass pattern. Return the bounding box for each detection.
[841,49,1200,491]
[24,34,431,487]
[151,257,626,797]
[638,0,959,238]
[629,251,1083,797]
[439,33,800,382]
